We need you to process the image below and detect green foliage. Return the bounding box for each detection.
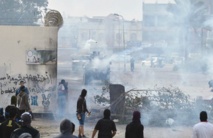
[168,0,208,27]
[167,0,209,58]
[0,0,48,25]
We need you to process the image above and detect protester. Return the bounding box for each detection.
[17,88,31,118]
[5,104,19,119]
[16,81,29,96]
[192,111,213,138]
[54,119,75,138]
[0,107,6,123]
[11,95,17,107]
[57,79,68,118]
[10,112,40,138]
[130,57,135,72]
[5,96,20,122]
[16,82,34,119]
[92,109,117,138]
[0,106,20,138]
[125,111,144,138]
[76,89,90,138]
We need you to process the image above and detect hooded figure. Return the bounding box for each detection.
[60,119,73,134]
[54,119,75,138]
[103,109,111,119]
[76,89,90,138]
[10,112,40,138]
[77,89,88,114]
[0,106,20,138]
[125,111,144,138]
[92,109,117,138]
[132,111,141,121]
[21,112,32,126]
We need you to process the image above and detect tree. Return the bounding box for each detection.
[167,0,209,58]
[0,0,48,26]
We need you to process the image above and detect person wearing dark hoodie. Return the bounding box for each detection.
[91,109,117,138]
[0,106,20,138]
[76,89,90,138]
[54,119,75,138]
[17,87,31,118]
[10,112,40,138]
[6,95,20,122]
[125,111,144,138]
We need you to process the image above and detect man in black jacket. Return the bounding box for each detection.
[76,89,90,138]
[92,109,117,138]
[10,112,40,138]
[125,111,144,138]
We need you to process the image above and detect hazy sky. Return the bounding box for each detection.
[48,0,148,20]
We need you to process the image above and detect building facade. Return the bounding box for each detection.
[142,0,213,55]
[58,15,142,52]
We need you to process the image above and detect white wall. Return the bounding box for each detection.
[0,26,58,113]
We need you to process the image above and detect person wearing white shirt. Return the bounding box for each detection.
[193,111,213,138]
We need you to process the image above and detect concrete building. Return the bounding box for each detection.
[142,0,213,55]
[58,14,142,52]
[0,26,58,113]
[142,2,176,46]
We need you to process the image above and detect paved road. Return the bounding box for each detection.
[32,118,193,138]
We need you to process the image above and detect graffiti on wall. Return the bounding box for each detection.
[0,72,56,110]
[31,95,38,106]
[26,50,57,64]
[42,93,51,110]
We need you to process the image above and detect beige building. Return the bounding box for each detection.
[58,15,142,52]
[142,2,177,46]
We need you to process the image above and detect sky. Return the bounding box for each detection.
[48,0,173,21]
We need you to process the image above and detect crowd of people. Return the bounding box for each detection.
[0,80,38,138]
[0,80,213,138]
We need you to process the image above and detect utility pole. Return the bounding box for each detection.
[113,13,126,71]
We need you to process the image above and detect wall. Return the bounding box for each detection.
[0,26,58,113]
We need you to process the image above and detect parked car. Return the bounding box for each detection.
[141,56,164,68]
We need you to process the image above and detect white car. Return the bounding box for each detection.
[141,57,158,66]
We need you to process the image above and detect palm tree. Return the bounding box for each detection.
[167,0,208,59]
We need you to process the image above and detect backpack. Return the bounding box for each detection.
[17,92,26,108]
[58,84,65,93]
